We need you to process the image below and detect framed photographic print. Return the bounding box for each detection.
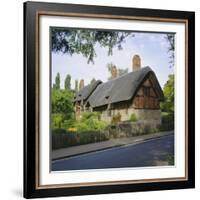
[23,1,195,198]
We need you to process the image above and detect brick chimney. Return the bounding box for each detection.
[132,54,141,71]
[111,65,118,79]
[79,79,84,90]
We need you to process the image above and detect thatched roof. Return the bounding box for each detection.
[87,67,164,108]
[73,80,102,102]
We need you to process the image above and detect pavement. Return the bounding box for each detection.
[52,130,174,161]
[52,134,174,171]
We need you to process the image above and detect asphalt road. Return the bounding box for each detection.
[52,134,174,171]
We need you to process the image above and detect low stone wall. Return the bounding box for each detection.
[107,120,161,138]
[101,108,162,123]
[133,109,161,121]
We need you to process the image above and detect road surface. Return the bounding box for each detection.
[52,134,174,171]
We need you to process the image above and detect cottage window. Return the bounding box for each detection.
[143,87,150,97]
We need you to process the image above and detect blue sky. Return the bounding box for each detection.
[51,31,174,89]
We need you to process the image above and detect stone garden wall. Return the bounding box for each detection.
[101,108,161,124]
[107,120,161,138]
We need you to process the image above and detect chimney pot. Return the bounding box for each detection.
[111,65,118,79]
[132,55,141,71]
[79,79,84,90]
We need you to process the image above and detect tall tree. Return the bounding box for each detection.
[161,74,174,113]
[106,62,128,80]
[118,68,129,76]
[90,78,96,84]
[52,89,74,129]
[64,74,71,90]
[54,72,60,90]
[74,80,78,92]
[52,89,74,115]
[51,28,132,63]
[106,62,115,80]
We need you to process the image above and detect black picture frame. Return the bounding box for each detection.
[24,1,195,198]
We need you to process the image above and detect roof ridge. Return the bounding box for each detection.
[102,66,151,83]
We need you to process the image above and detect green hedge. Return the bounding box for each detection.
[52,130,109,149]
[160,112,174,131]
[52,128,66,134]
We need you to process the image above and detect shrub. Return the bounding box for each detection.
[74,112,108,132]
[108,125,118,138]
[81,112,101,121]
[111,112,121,124]
[147,127,159,134]
[61,118,76,130]
[160,112,174,131]
[51,112,110,149]
[52,128,66,135]
[51,113,65,129]
[166,154,174,165]
[129,113,138,122]
[161,112,174,122]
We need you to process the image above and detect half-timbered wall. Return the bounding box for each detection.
[132,78,160,109]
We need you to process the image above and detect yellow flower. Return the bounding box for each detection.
[67,127,77,132]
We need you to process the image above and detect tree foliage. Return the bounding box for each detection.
[51,113,65,129]
[165,34,175,68]
[53,72,60,90]
[129,113,138,122]
[111,112,121,124]
[161,74,174,113]
[52,28,131,63]
[118,68,129,76]
[106,62,115,76]
[106,62,129,80]
[51,75,108,131]
[74,79,78,92]
[52,28,174,69]
[64,74,71,90]
[52,89,74,119]
[90,78,96,84]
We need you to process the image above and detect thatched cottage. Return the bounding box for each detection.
[73,55,164,126]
